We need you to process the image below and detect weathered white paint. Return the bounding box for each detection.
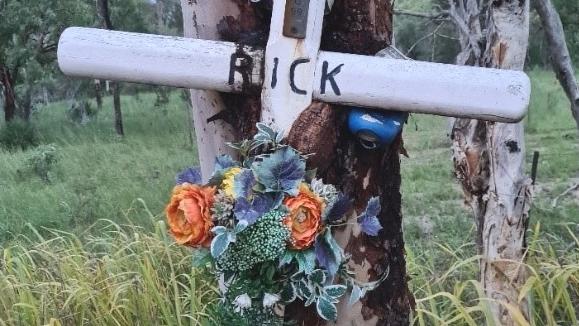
[180,0,240,182]
[260,0,327,133]
[314,51,530,122]
[58,27,531,123]
[58,27,263,93]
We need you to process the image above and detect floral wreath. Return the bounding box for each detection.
[166,123,387,324]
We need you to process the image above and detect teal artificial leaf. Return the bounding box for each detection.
[279,250,296,267]
[191,249,212,268]
[324,285,347,301]
[296,250,316,275]
[298,280,313,300]
[252,147,306,196]
[234,220,249,234]
[316,296,338,321]
[308,269,327,285]
[211,226,227,235]
[210,233,231,258]
[280,283,297,303]
[347,285,366,307]
[304,292,317,307]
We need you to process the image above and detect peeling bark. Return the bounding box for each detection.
[451,1,533,325]
[286,1,412,325]
[534,0,579,131]
[181,0,411,324]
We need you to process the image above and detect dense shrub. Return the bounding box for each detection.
[25,144,59,183]
[0,119,38,151]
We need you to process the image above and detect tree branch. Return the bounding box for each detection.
[534,0,579,131]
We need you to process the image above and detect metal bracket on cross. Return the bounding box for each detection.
[57,0,531,136]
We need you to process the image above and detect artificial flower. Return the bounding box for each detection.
[283,184,324,250]
[166,184,216,247]
[233,293,252,315]
[263,293,280,308]
[221,167,242,197]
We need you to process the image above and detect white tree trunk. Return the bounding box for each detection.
[180,0,238,181]
[451,1,533,325]
[534,0,579,131]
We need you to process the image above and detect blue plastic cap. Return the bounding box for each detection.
[348,108,408,149]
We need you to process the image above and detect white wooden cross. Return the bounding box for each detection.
[57,0,530,148]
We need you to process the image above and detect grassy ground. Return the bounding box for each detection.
[0,69,577,324]
[402,67,579,264]
[0,92,196,242]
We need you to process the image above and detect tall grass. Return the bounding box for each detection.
[1,218,576,325]
[0,93,196,243]
[409,223,579,325]
[0,209,217,325]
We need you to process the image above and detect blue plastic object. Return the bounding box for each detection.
[348,108,408,149]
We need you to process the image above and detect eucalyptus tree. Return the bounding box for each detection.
[0,0,93,122]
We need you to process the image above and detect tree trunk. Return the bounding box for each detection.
[97,0,124,136]
[181,0,412,324]
[451,1,533,325]
[95,79,103,110]
[1,65,17,123]
[112,82,124,136]
[534,0,579,131]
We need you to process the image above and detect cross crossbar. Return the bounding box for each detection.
[59,27,530,124]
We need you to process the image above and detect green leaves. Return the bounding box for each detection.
[211,231,233,258]
[316,296,338,321]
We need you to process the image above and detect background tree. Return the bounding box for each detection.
[449,0,532,324]
[534,0,579,131]
[0,0,92,122]
[96,0,123,136]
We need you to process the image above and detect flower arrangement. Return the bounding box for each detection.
[166,123,386,324]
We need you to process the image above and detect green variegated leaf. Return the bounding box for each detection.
[298,280,313,299]
[304,292,316,307]
[316,296,338,321]
[280,283,297,303]
[324,284,347,300]
[308,269,327,285]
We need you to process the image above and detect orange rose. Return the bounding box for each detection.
[166,184,216,247]
[283,184,325,250]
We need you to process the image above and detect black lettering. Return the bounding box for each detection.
[290,58,310,95]
[228,52,253,86]
[271,57,279,89]
[320,61,343,96]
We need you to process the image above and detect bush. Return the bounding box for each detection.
[25,144,59,183]
[0,119,38,151]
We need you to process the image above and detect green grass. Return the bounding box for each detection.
[0,69,577,324]
[0,93,196,242]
